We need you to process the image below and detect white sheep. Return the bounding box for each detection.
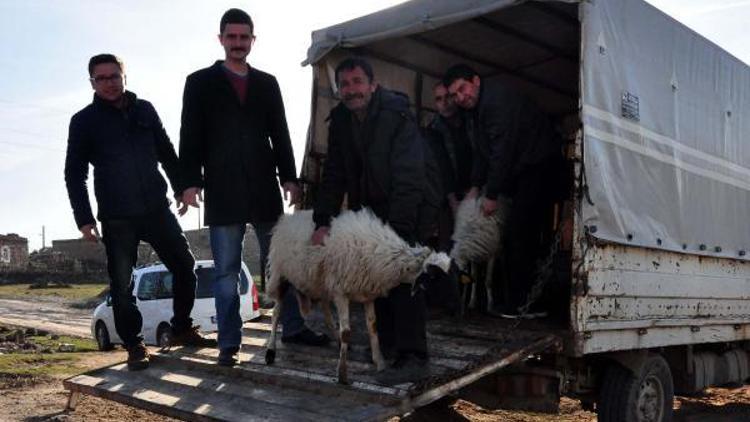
[450,196,510,313]
[264,208,451,384]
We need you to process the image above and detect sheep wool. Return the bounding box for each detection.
[450,196,511,270]
[264,207,451,384]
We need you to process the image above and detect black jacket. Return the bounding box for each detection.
[313,87,428,242]
[426,114,473,199]
[64,91,183,228]
[179,62,296,225]
[468,80,562,198]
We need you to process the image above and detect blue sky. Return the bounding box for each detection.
[0,0,748,251]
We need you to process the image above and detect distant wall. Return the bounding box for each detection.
[0,234,29,271]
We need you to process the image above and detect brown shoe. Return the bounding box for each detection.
[171,326,218,348]
[126,342,150,371]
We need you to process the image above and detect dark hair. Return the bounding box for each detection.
[334,57,374,85]
[88,54,124,76]
[220,8,253,34]
[433,80,447,90]
[442,64,479,87]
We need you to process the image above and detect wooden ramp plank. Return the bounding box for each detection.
[65,357,398,422]
[65,367,327,421]
[152,350,408,399]
[65,312,563,421]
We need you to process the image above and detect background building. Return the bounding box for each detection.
[0,233,29,271]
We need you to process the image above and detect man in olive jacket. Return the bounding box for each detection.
[311,57,433,372]
[180,9,327,366]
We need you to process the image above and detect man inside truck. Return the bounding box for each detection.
[311,57,438,376]
[425,81,473,248]
[443,64,565,319]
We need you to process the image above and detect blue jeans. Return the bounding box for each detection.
[210,221,305,350]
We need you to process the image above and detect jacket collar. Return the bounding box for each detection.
[210,60,255,107]
[92,90,137,112]
[330,86,390,123]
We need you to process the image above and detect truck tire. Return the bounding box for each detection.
[598,354,674,422]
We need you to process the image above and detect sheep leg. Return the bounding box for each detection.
[321,300,339,342]
[363,301,386,371]
[468,262,479,310]
[333,294,351,385]
[485,258,495,313]
[460,276,469,317]
[264,293,284,365]
[296,290,312,319]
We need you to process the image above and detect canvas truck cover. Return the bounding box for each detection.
[581,0,750,260]
[303,0,750,261]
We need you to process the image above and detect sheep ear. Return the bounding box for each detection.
[424,252,451,273]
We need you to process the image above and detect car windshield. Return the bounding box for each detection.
[139,266,249,300]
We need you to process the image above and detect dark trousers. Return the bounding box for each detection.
[375,282,428,356]
[102,208,196,347]
[504,157,562,310]
[374,207,437,357]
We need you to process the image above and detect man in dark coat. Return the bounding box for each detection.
[65,54,215,371]
[179,9,327,366]
[425,81,473,248]
[311,57,434,372]
[444,64,565,318]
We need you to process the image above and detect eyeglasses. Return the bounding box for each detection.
[89,73,123,84]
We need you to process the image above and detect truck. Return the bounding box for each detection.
[65,0,750,421]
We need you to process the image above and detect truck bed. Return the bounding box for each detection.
[64,310,561,421]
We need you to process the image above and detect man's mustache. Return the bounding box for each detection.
[231,48,246,52]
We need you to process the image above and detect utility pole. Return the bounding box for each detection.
[41,225,46,249]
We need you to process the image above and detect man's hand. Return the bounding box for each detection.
[282,182,302,207]
[175,194,189,216]
[481,197,498,216]
[310,226,330,246]
[465,187,480,200]
[80,224,101,242]
[182,187,203,208]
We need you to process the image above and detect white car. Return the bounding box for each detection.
[91,260,260,350]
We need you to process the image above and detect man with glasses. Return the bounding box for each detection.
[179,8,328,367]
[64,54,216,371]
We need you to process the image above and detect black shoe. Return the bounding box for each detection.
[391,352,428,369]
[375,353,430,385]
[126,342,150,371]
[281,328,330,347]
[218,347,239,367]
[171,326,218,348]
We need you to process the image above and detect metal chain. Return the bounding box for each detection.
[511,227,563,326]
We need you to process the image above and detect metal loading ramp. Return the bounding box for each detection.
[64,312,561,421]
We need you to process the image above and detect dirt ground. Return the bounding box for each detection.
[1,348,750,422]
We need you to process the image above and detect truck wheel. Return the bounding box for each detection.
[598,355,674,422]
[95,321,114,351]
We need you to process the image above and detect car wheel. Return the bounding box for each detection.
[95,321,114,351]
[157,323,172,348]
[598,354,674,422]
